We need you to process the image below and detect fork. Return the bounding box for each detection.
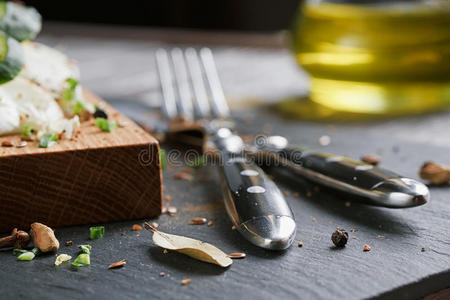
[155,47,296,250]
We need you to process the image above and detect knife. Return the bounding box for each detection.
[251,136,430,208]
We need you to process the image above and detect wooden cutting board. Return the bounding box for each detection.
[0,91,162,232]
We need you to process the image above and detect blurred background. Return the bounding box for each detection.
[24,0,301,32]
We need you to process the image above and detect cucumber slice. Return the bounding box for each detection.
[0,1,41,41]
[0,31,24,84]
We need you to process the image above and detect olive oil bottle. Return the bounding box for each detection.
[289,1,450,116]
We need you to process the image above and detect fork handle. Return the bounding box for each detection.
[217,152,296,250]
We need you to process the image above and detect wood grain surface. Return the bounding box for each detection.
[0,91,162,232]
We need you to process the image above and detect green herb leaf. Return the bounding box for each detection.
[187,155,205,168]
[17,251,35,261]
[13,249,28,256]
[95,118,117,132]
[22,125,33,137]
[78,244,92,255]
[72,253,90,267]
[62,78,78,102]
[72,101,85,115]
[89,226,104,240]
[160,149,166,170]
[38,133,58,148]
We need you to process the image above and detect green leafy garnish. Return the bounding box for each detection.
[62,78,78,102]
[95,118,117,132]
[17,251,35,261]
[13,249,28,256]
[89,226,104,240]
[22,125,33,137]
[72,101,85,115]
[78,244,92,255]
[38,133,58,148]
[16,248,39,261]
[160,149,166,170]
[187,155,205,168]
[72,253,90,267]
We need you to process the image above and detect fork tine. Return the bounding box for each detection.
[185,48,211,118]
[171,48,194,121]
[199,48,230,118]
[155,49,178,119]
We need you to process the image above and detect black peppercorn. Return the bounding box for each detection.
[93,107,108,119]
[331,228,348,247]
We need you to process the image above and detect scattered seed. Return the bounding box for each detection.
[167,206,177,216]
[298,242,303,247]
[132,224,143,231]
[377,235,385,239]
[16,141,27,148]
[190,217,207,225]
[181,279,191,285]
[65,240,73,246]
[231,225,236,230]
[151,222,159,229]
[159,272,166,277]
[173,172,193,181]
[350,228,357,233]
[108,259,127,269]
[421,247,426,252]
[361,154,381,166]
[345,201,351,207]
[318,135,331,146]
[1,140,13,147]
[363,244,371,252]
[163,249,168,254]
[331,228,348,247]
[118,121,128,128]
[207,221,213,227]
[227,252,246,259]
[293,192,300,198]
[21,136,35,142]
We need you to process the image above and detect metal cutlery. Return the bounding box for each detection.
[155,48,296,250]
[253,135,430,208]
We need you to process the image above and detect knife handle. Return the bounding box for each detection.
[280,150,397,189]
[218,153,296,250]
[271,147,429,207]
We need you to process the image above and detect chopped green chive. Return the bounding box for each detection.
[160,149,166,169]
[22,125,34,137]
[95,118,117,132]
[17,251,35,261]
[72,253,90,267]
[31,247,40,255]
[13,249,28,256]
[72,101,85,115]
[62,78,79,102]
[78,244,92,255]
[39,133,58,148]
[187,155,205,168]
[89,226,104,240]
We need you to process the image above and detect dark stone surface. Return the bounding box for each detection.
[2,106,450,300]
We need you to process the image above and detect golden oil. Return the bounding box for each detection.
[289,1,450,116]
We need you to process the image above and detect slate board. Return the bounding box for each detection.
[2,107,450,300]
[1,23,450,300]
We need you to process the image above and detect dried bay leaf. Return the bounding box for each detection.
[143,222,232,268]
